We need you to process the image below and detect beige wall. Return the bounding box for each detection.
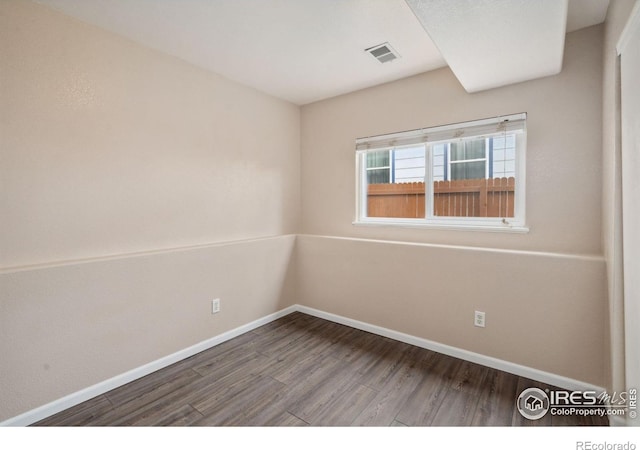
[0,0,615,423]
[0,236,296,422]
[0,0,299,422]
[297,235,606,385]
[601,0,637,394]
[301,26,603,256]
[299,25,607,386]
[0,0,300,269]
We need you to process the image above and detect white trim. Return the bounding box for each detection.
[296,305,606,394]
[355,113,526,150]
[3,301,609,427]
[0,234,295,275]
[617,0,640,55]
[353,218,530,233]
[0,305,298,427]
[300,234,604,263]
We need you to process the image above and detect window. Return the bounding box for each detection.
[450,138,487,180]
[355,113,527,232]
[366,151,391,184]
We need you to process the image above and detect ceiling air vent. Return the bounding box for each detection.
[365,42,400,63]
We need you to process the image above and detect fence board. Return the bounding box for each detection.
[367,178,514,218]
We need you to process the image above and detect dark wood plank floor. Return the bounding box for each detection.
[34,312,608,426]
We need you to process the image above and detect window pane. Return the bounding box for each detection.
[450,142,465,161]
[396,146,424,159]
[451,160,485,180]
[492,148,505,161]
[365,146,426,218]
[491,134,517,179]
[465,139,486,159]
[394,145,425,183]
[492,136,506,149]
[366,151,389,168]
[433,138,515,219]
[505,160,515,173]
[450,139,486,161]
[505,147,515,159]
[367,168,390,184]
[432,144,446,182]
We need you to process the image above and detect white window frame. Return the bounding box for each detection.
[354,113,528,233]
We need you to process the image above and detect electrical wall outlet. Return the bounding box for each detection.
[474,311,486,328]
[211,298,220,314]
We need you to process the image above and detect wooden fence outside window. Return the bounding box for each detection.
[367,177,515,218]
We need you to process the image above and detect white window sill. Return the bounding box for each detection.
[352,219,529,234]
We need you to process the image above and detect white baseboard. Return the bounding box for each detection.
[0,305,297,427]
[295,305,606,394]
[3,303,610,426]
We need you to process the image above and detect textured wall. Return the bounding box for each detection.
[0,0,300,269]
[0,0,614,423]
[0,0,300,422]
[297,235,606,385]
[301,26,604,255]
[0,236,297,422]
[298,25,607,387]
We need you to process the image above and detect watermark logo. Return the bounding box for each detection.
[576,442,636,450]
[517,387,550,420]
[516,387,637,420]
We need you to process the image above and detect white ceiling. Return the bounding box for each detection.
[34,0,610,105]
[406,0,569,93]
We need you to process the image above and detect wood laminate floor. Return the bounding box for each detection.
[34,312,608,426]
